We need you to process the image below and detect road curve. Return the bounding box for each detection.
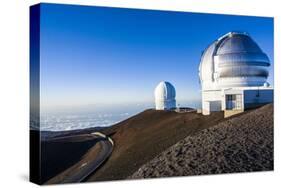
[47,132,114,184]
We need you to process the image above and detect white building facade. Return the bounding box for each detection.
[154,81,176,110]
[199,32,273,116]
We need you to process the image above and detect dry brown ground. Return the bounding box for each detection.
[87,109,226,181]
[130,104,273,179]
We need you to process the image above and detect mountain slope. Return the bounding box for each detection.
[130,104,273,179]
[87,109,227,181]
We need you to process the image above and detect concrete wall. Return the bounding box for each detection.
[202,90,223,115]
[224,109,244,118]
[202,88,273,116]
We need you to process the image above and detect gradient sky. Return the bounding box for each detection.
[39,3,274,110]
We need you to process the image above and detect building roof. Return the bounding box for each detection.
[199,32,270,90]
[154,81,176,101]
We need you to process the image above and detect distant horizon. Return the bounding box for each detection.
[38,98,202,131]
[40,99,202,114]
[38,3,274,112]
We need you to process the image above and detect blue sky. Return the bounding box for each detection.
[39,3,274,110]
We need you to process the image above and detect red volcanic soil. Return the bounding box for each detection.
[87,109,226,181]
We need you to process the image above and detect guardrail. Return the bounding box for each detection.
[91,132,114,146]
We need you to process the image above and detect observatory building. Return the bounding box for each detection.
[154,81,176,110]
[199,32,273,117]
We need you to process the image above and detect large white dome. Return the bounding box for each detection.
[199,32,270,90]
[154,81,176,110]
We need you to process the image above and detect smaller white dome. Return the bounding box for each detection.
[263,82,270,87]
[154,81,176,110]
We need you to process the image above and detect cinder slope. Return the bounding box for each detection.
[130,104,273,179]
[87,109,225,181]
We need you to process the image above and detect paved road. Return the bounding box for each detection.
[58,132,114,184]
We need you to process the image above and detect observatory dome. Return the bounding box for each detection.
[154,81,176,110]
[199,32,270,90]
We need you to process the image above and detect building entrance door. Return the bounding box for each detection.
[226,94,242,110]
